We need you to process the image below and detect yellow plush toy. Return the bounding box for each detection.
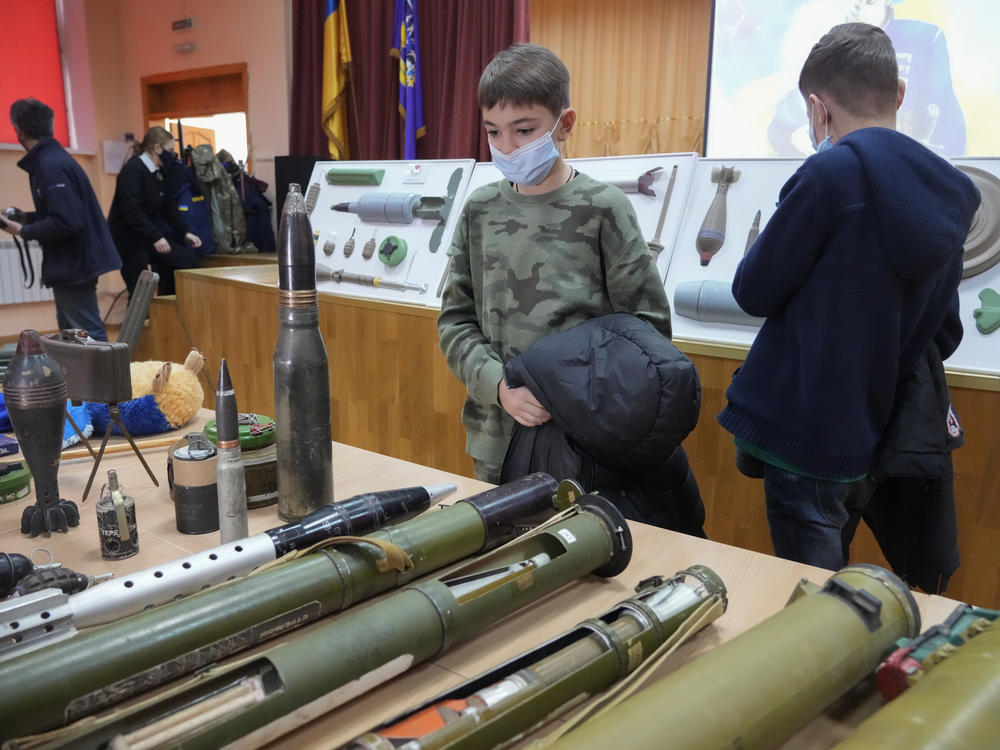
[87,349,205,435]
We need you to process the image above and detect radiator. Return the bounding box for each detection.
[0,239,53,305]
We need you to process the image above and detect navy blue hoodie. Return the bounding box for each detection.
[17,137,121,287]
[718,127,979,480]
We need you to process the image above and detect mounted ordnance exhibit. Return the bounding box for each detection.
[345,566,726,750]
[974,287,1000,334]
[835,610,1000,750]
[5,330,79,536]
[607,166,662,196]
[0,483,454,658]
[31,494,632,750]
[332,166,464,253]
[274,182,333,520]
[674,280,764,328]
[544,564,919,750]
[326,167,386,186]
[956,164,1000,279]
[745,209,761,253]
[304,182,321,215]
[695,165,740,267]
[343,227,357,257]
[318,265,428,294]
[0,473,567,741]
[215,358,248,543]
[646,164,678,264]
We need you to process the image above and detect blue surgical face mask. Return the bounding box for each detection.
[809,101,833,153]
[489,114,563,186]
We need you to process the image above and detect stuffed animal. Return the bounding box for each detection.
[87,349,205,436]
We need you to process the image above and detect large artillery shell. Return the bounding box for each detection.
[274,183,334,520]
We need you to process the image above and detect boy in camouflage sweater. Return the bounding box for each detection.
[438,43,672,483]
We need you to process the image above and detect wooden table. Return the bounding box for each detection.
[0,412,963,749]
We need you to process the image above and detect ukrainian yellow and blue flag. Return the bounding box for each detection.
[322,0,352,160]
[391,0,425,159]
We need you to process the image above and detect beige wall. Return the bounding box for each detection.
[1,0,292,339]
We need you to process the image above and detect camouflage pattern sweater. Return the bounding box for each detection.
[438,173,672,469]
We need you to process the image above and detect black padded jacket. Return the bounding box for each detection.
[499,313,706,535]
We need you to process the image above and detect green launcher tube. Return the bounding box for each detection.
[29,495,633,750]
[0,473,566,743]
[545,564,920,750]
[347,565,727,750]
[834,616,1000,749]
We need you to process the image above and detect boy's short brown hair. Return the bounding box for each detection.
[798,23,899,118]
[478,43,570,118]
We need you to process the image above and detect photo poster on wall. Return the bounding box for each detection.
[665,156,1000,378]
[305,159,475,307]
[706,0,998,159]
[458,152,701,305]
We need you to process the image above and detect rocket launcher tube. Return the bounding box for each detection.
[544,564,920,750]
[52,484,455,631]
[31,494,631,750]
[832,616,1000,750]
[345,565,727,750]
[0,473,561,742]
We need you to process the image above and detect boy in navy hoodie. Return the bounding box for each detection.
[717,23,979,569]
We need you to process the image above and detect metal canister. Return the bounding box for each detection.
[95,469,139,559]
[167,433,219,534]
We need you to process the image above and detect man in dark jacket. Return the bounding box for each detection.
[2,98,121,341]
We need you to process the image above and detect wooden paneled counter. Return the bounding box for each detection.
[131,266,1000,608]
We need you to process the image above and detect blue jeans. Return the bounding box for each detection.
[52,281,108,341]
[763,464,875,570]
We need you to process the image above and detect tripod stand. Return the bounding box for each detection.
[80,403,159,502]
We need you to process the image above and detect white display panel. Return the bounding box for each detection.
[306,159,475,307]
[951,157,1000,376]
[665,156,1000,377]
[664,158,802,347]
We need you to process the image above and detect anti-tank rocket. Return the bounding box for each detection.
[274,182,333,520]
[0,482,455,660]
[0,473,570,742]
[833,607,1000,750]
[346,565,727,750]
[28,493,633,749]
[543,564,920,750]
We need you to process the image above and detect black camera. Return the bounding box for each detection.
[2,206,26,225]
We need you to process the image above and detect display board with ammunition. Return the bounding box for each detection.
[306,159,475,306]
[659,157,1000,377]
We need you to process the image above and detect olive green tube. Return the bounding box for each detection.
[0,474,562,743]
[546,564,920,750]
[28,496,631,750]
[834,617,1000,749]
[349,565,727,750]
